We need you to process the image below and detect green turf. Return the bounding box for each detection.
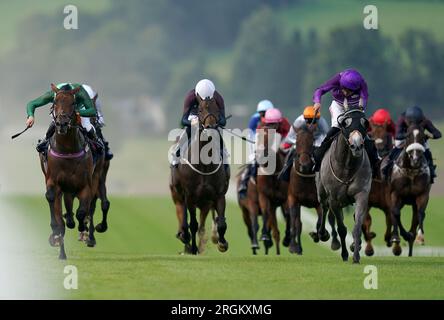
[3,195,444,299]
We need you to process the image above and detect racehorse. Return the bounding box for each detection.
[170,96,229,255]
[39,84,98,259]
[316,108,372,263]
[287,126,326,255]
[254,123,288,255]
[62,94,110,242]
[361,119,394,255]
[388,123,431,256]
[237,166,291,255]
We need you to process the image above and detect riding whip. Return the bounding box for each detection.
[11,126,31,140]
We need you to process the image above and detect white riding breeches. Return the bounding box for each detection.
[329,100,345,128]
[81,117,94,132]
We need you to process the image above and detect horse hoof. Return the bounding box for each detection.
[86,239,96,248]
[211,234,219,245]
[350,243,361,253]
[319,231,330,242]
[78,231,89,242]
[415,237,425,246]
[392,245,402,256]
[365,246,374,257]
[282,235,291,247]
[66,220,75,229]
[177,231,191,245]
[353,259,360,264]
[95,223,108,233]
[217,241,229,253]
[251,243,260,250]
[59,252,67,260]
[369,232,376,239]
[49,234,61,247]
[331,239,341,251]
[183,244,193,254]
[342,255,349,262]
[309,231,319,243]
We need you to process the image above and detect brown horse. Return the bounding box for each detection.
[170,97,229,255]
[361,120,394,256]
[254,124,288,255]
[388,123,431,256]
[39,84,99,259]
[288,126,327,255]
[62,94,110,241]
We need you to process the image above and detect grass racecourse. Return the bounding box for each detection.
[2,195,444,300]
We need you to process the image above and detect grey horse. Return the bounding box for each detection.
[316,109,372,263]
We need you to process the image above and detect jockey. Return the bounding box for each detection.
[171,79,227,168]
[311,68,379,175]
[82,84,114,160]
[369,108,396,138]
[278,106,329,181]
[248,100,274,140]
[238,108,290,199]
[381,106,442,183]
[25,83,103,155]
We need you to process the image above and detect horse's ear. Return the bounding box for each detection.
[93,94,98,103]
[71,87,81,95]
[50,83,59,93]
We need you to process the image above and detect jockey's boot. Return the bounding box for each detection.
[87,129,104,154]
[96,127,114,160]
[36,122,56,154]
[313,127,340,172]
[364,137,380,178]
[424,149,436,184]
[278,146,295,181]
[381,147,402,181]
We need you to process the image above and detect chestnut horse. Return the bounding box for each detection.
[39,84,101,259]
[62,94,110,242]
[170,97,229,255]
[254,124,288,255]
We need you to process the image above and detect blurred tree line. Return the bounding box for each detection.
[2,0,444,132]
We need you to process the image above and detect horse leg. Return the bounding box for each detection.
[240,204,255,254]
[333,206,348,262]
[384,208,393,247]
[63,193,75,229]
[282,204,291,248]
[407,203,419,257]
[95,180,110,233]
[46,184,58,247]
[270,206,280,255]
[362,210,375,256]
[415,193,429,246]
[390,195,404,256]
[351,193,368,264]
[87,195,97,247]
[258,193,272,253]
[53,188,66,260]
[188,205,198,255]
[248,199,260,254]
[76,187,92,247]
[175,202,190,245]
[328,210,340,251]
[198,206,210,254]
[215,196,229,253]
[288,195,298,253]
[294,204,303,255]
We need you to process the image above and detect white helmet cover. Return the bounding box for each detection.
[82,84,97,99]
[257,99,274,112]
[195,79,216,100]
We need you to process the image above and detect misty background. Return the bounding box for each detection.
[1,0,444,195]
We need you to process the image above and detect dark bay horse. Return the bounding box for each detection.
[287,126,326,255]
[170,97,229,255]
[388,123,431,256]
[254,124,288,255]
[361,120,394,255]
[39,84,98,259]
[316,109,372,263]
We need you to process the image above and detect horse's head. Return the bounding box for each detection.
[295,126,314,173]
[197,96,220,130]
[51,83,80,135]
[369,121,392,157]
[338,108,369,158]
[405,123,426,169]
